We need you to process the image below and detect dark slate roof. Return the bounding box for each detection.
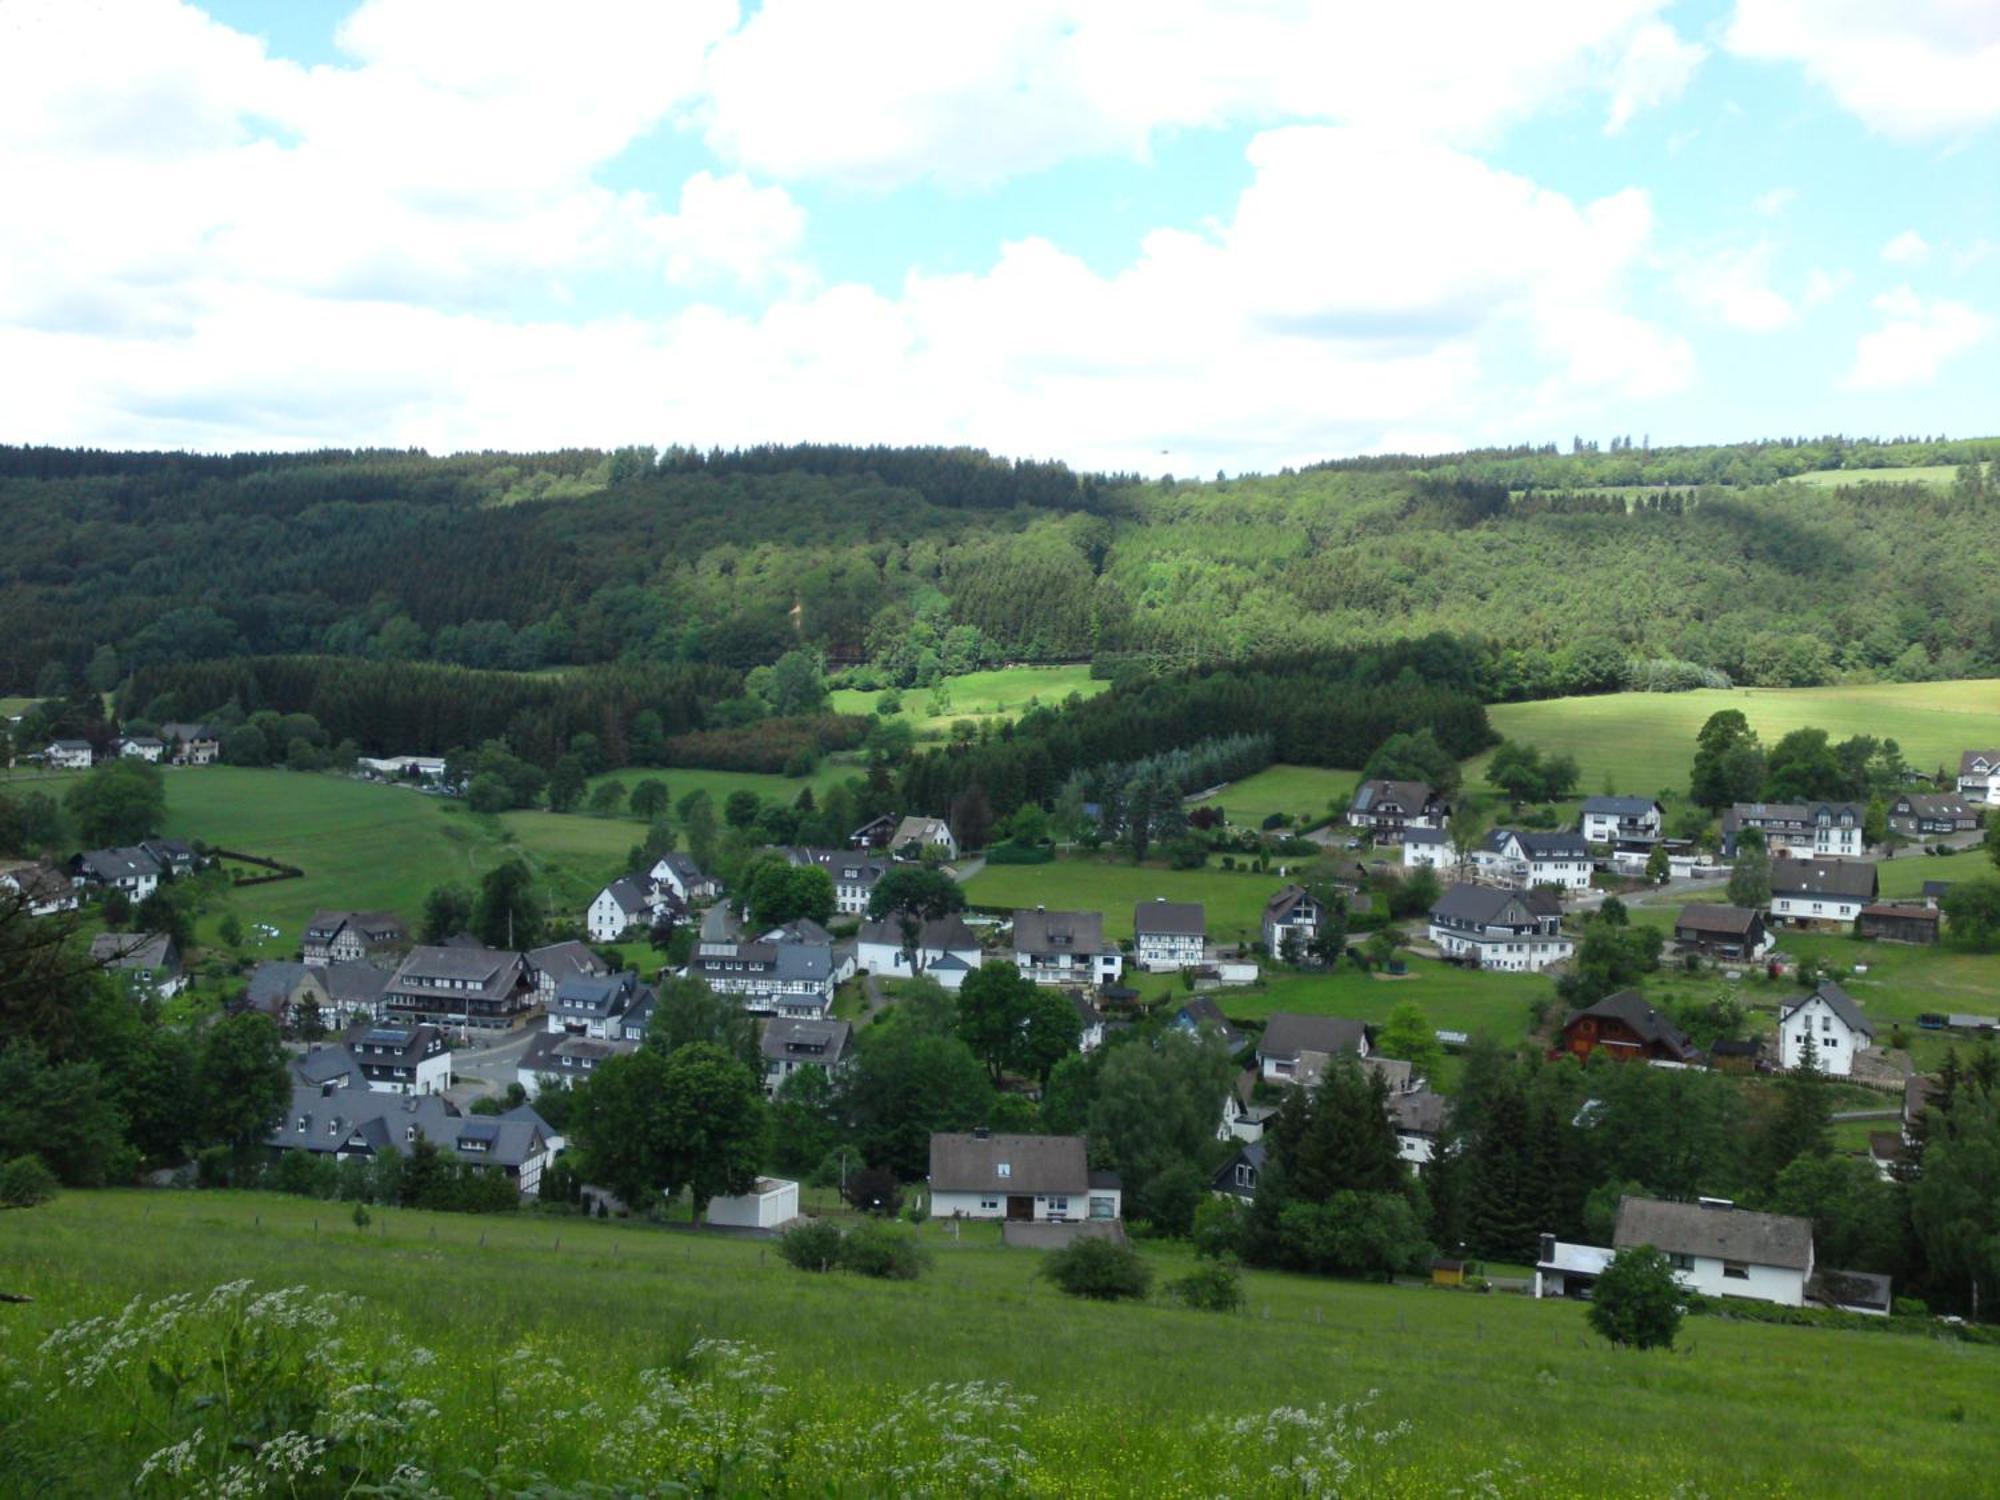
[1781,981,1874,1038]
[1389,1089,1448,1137]
[519,1031,639,1075]
[1960,750,2000,774]
[292,1045,364,1088]
[597,876,653,918]
[1260,1012,1368,1062]
[1429,882,1562,925]
[929,1132,1090,1195]
[1210,1141,1267,1193]
[1674,903,1762,935]
[75,847,162,883]
[1614,1196,1813,1271]
[1263,885,1317,922]
[760,1016,853,1065]
[1725,801,1864,828]
[247,961,320,1009]
[322,962,390,1008]
[1401,825,1449,846]
[1769,858,1878,901]
[1351,779,1435,813]
[1502,829,1591,859]
[1013,908,1109,954]
[1580,796,1661,816]
[1135,899,1205,937]
[858,915,977,951]
[268,1087,457,1157]
[1176,996,1244,1048]
[1709,1038,1762,1058]
[531,940,608,980]
[393,944,518,984]
[1922,880,1954,900]
[1563,989,1695,1062]
[551,972,639,1018]
[1894,792,1974,818]
[89,931,176,971]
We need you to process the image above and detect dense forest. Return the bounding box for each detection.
[4,437,1999,699]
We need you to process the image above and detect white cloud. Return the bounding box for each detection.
[1844,286,1992,390]
[698,0,1696,188]
[1752,187,1797,216]
[1881,230,1932,266]
[1727,0,2000,139]
[1802,267,1853,307]
[1675,242,1794,331]
[1605,21,1707,134]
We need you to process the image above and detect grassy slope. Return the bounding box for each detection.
[1188,763,1360,829]
[1481,680,2000,797]
[2,1191,1993,1499]
[1789,465,1965,487]
[828,663,1105,735]
[963,852,1300,945]
[583,759,855,810]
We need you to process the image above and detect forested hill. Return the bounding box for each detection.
[3,436,1998,696]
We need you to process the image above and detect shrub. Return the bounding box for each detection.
[839,1221,930,1280]
[776,1218,844,1273]
[1164,837,1208,870]
[1589,1245,1686,1350]
[1893,1296,1929,1318]
[985,840,1054,865]
[0,1153,60,1208]
[1167,1257,1243,1313]
[1038,1236,1153,1301]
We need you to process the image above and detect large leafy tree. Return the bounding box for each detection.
[865,864,965,973]
[837,1025,992,1179]
[1087,1030,1234,1234]
[63,760,165,846]
[640,975,756,1069]
[1690,709,1764,811]
[192,1012,290,1160]
[656,1042,766,1218]
[472,858,543,950]
[955,964,1037,1083]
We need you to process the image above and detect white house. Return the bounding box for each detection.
[1401,826,1455,872]
[516,1032,637,1099]
[0,860,79,916]
[72,847,161,902]
[546,971,647,1039]
[648,852,718,906]
[1474,829,1593,892]
[1769,858,1878,927]
[1427,884,1573,972]
[705,1177,799,1230]
[856,915,983,989]
[1533,1236,1616,1300]
[1579,795,1664,847]
[1012,908,1123,987]
[346,1023,452,1096]
[302,910,409,966]
[760,1016,853,1095]
[1134,899,1205,971]
[1256,1012,1370,1086]
[358,754,447,782]
[89,930,184,997]
[44,739,93,770]
[117,736,164,763]
[1778,982,1874,1077]
[773,847,887,916]
[1957,749,2000,807]
[1614,1195,1814,1307]
[686,929,836,1018]
[587,876,655,943]
[1724,802,1864,859]
[891,815,958,860]
[928,1129,1119,1222]
[1262,885,1324,960]
[1346,779,1449,844]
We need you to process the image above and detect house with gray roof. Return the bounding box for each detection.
[345,1022,452,1095]
[1777,981,1874,1077]
[1723,801,1863,859]
[322,960,390,1023]
[1427,883,1572,972]
[529,940,610,1004]
[586,876,656,943]
[1614,1195,1814,1306]
[0,859,79,916]
[1256,1012,1370,1085]
[1958,749,2000,807]
[44,739,93,770]
[891,815,958,861]
[517,1031,638,1100]
[773,846,888,915]
[1769,857,1877,927]
[546,970,649,1040]
[1579,795,1664,847]
[1554,989,1697,1066]
[1134,899,1206,970]
[243,961,330,1030]
[1886,791,1979,840]
[856,914,982,990]
[1011,907,1122,988]
[1262,884,1325,960]
[647,851,718,906]
[1474,829,1593,892]
[759,1016,853,1094]
[71,846,162,901]
[928,1129,1119,1222]
[266,1084,550,1194]
[382,943,535,1030]
[302,910,408,967]
[90,930,184,998]
[157,723,220,765]
[687,924,836,1018]
[1346,779,1449,844]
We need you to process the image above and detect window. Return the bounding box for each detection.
[1048,1197,1069,1213]
[1668,1252,1694,1271]
[996,1162,1011,1178]
[1235,1164,1255,1188]
[1723,1261,1749,1280]
[980,1198,999,1211]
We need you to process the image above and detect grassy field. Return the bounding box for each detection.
[1790,464,1968,488]
[829,663,1104,736]
[963,851,1308,945]
[1188,763,1359,830]
[1481,680,2000,797]
[1,1191,1993,1498]
[583,759,857,810]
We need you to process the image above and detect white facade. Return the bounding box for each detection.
[1474,833,1593,892]
[1426,924,1573,973]
[1580,804,1663,845]
[1016,949,1122,986]
[1135,932,1204,970]
[1770,891,1869,925]
[1778,994,1871,1077]
[1668,1252,1807,1306]
[1958,753,2000,806]
[705,1177,799,1229]
[586,884,649,943]
[856,934,983,990]
[118,738,164,762]
[1402,835,1455,872]
[45,741,93,769]
[892,817,959,859]
[930,1186,1120,1222]
[378,1050,451,1096]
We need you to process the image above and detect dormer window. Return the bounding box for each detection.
[996,1162,1011,1178]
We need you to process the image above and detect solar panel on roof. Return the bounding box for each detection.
[364,1028,411,1046]
[460,1120,501,1141]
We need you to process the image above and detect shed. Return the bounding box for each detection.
[1430,1258,1466,1287]
[705,1177,800,1230]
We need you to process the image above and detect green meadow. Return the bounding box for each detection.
[1481,679,2000,796]
[1789,464,1968,488]
[828,663,1105,736]
[963,851,1309,945]
[583,759,857,810]
[1188,762,1359,830]
[2,1190,1993,1498]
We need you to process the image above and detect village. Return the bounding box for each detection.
[7,707,1997,1329]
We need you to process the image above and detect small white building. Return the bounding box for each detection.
[856,915,984,990]
[1474,829,1593,892]
[1533,1236,1616,1300]
[1579,796,1663,847]
[1614,1195,1814,1307]
[891,815,958,860]
[705,1176,800,1230]
[45,739,94,770]
[1401,826,1455,872]
[1134,898,1205,971]
[1778,982,1874,1077]
[1012,908,1123,987]
[1261,885,1324,960]
[648,852,719,906]
[1957,750,2000,807]
[928,1130,1119,1222]
[117,736,165,763]
[358,754,447,782]
[587,876,655,943]
[1769,858,1877,927]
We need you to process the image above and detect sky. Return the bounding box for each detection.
[1,0,1996,475]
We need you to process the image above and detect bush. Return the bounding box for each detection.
[1167,1257,1244,1313]
[1893,1296,1929,1318]
[1589,1245,1686,1350]
[1038,1236,1153,1301]
[776,1218,844,1273]
[839,1221,930,1280]
[0,1153,60,1208]
[985,840,1054,865]
[1164,838,1207,870]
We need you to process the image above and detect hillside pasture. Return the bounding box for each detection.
[1789,464,1967,488]
[1188,762,1359,830]
[1480,680,2000,798]
[583,759,856,812]
[963,851,1301,944]
[828,663,1104,735]
[1,1189,1993,1498]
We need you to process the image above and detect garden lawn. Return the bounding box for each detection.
[1479,679,2000,799]
[2,1189,1995,1498]
[828,663,1103,736]
[584,760,856,812]
[1188,763,1360,831]
[963,852,1293,945]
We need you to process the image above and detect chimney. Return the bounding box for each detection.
[973,1125,990,1140]
[1539,1233,1555,1263]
